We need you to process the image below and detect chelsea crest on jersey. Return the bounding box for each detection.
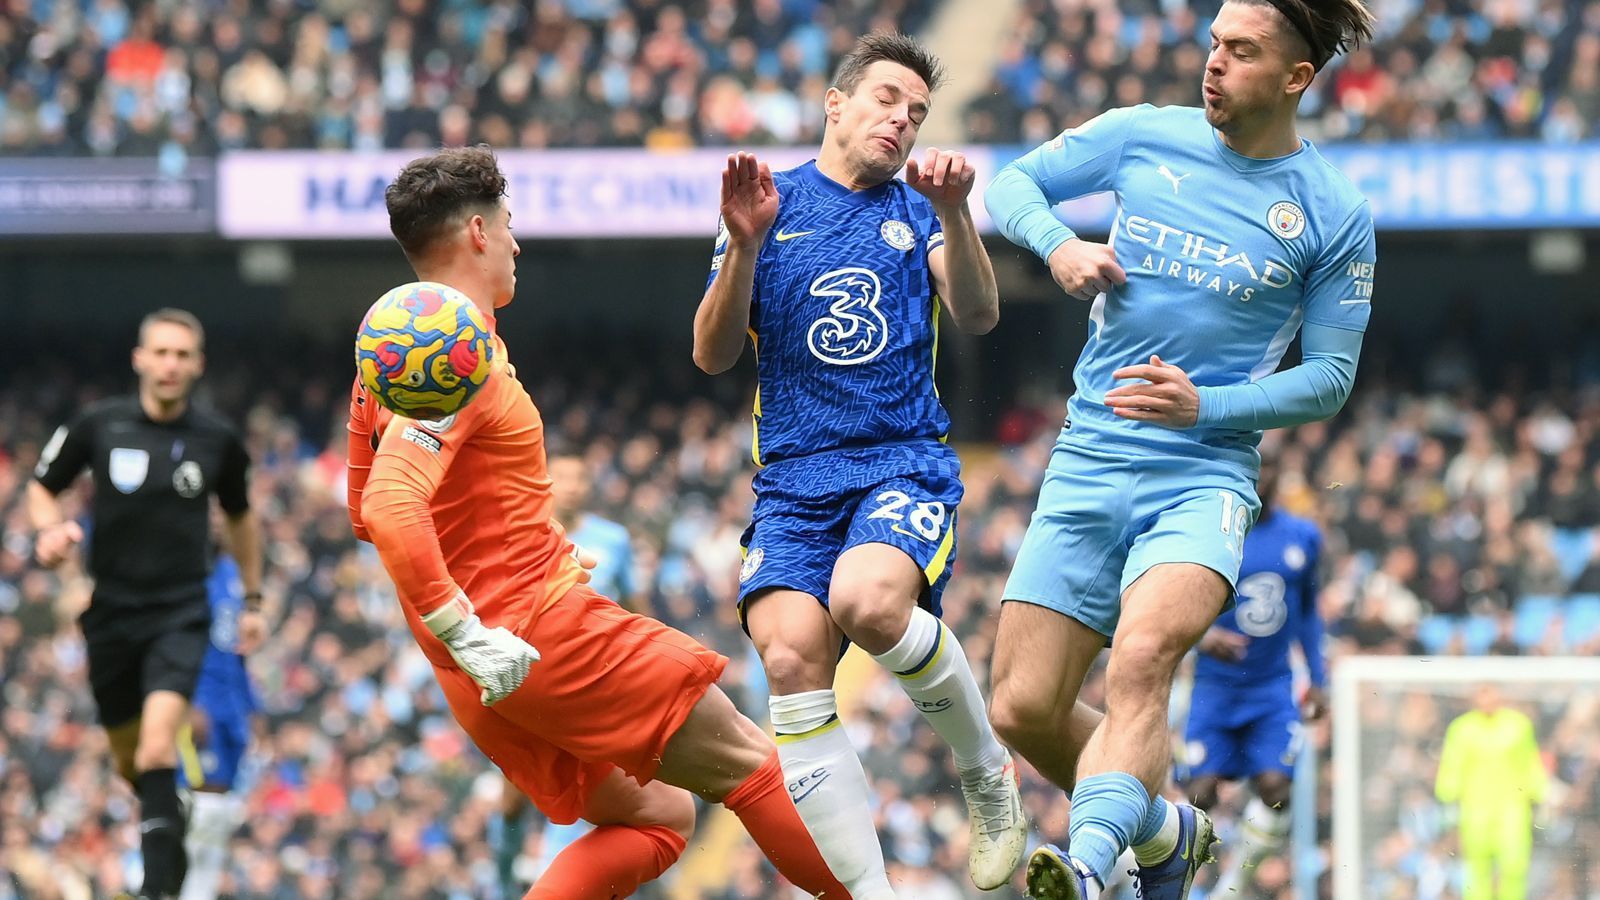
[706,160,952,467]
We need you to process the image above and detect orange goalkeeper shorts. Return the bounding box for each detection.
[434,584,729,824]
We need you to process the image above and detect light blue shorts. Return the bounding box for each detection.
[1003,439,1260,640]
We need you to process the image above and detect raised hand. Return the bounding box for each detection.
[721,151,779,249]
[905,148,976,213]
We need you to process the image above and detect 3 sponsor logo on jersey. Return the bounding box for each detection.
[806,267,889,366]
[1235,571,1289,637]
[1123,213,1296,303]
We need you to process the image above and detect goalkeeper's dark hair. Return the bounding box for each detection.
[832,32,947,95]
[1239,0,1375,71]
[386,145,508,260]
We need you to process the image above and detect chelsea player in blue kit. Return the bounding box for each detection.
[178,552,260,900]
[982,1,1377,898]
[694,33,1023,897]
[1183,461,1328,896]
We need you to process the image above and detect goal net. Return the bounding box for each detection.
[1332,656,1600,900]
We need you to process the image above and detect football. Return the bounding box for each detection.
[355,282,494,419]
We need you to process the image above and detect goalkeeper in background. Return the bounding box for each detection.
[1434,684,1549,900]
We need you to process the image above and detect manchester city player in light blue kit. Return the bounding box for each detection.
[179,552,260,900]
[982,1,1377,897]
[1184,460,1328,896]
[694,32,1024,897]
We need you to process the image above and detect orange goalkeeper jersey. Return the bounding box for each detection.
[347,326,583,669]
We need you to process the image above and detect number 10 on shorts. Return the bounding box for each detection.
[1218,490,1251,558]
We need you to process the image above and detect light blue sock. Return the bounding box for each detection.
[1068,772,1151,882]
[1132,793,1171,846]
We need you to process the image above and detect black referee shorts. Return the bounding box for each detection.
[81,589,211,728]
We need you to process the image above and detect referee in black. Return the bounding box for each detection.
[27,308,264,900]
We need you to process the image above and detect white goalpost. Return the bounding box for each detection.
[1332,655,1600,899]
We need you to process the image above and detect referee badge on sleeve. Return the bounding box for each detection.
[109,448,149,493]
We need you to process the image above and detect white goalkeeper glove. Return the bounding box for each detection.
[421,594,539,706]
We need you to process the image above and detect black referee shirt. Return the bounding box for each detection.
[34,397,250,602]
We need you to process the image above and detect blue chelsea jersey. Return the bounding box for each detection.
[198,554,258,717]
[707,161,951,467]
[1194,509,1327,691]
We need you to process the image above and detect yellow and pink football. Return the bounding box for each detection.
[355,282,494,419]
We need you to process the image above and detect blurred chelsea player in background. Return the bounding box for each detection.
[179,547,261,900]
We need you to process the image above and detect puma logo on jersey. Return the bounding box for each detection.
[1157,164,1190,194]
[775,229,815,242]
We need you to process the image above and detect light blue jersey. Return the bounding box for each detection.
[567,514,633,603]
[988,104,1376,472]
[988,105,1374,639]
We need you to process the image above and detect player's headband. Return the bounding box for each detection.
[1259,0,1330,70]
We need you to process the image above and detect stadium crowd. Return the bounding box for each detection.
[1,337,1598,898]
[0,0,936,157]
[3,0,1597,158]
[968,0,1600,144]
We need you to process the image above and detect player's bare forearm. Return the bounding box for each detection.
[932,204,999,334]
[693,243,759,374]
[26,480,65,529]
[224,511,264,596]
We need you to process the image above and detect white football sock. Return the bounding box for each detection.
[181,791,242,900]
[1216,795,1289,893]
[1132,798,1180,866]
[872,608,1007,774]
[769,690,896,898]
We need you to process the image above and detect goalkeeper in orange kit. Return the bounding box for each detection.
[1434,684,1548,900]
[348,145,854,899]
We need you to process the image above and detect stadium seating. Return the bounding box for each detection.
[3,0,1594,155]
[1513,594,1561,648]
